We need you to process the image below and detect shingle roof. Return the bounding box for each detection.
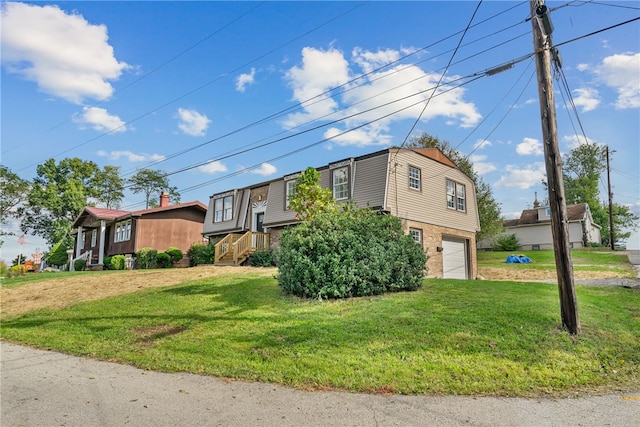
[505,203,588,226]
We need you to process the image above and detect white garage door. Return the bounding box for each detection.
[442,238,468,279]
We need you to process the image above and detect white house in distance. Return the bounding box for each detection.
[495,198,601,250]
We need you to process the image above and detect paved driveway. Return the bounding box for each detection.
[2,342,638,427]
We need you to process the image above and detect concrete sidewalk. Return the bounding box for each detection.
[2,342,638,427]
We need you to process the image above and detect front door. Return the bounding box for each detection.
[256,212,265,233]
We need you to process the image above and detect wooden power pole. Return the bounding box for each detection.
[530,0,581,334]
[606,147,615,250]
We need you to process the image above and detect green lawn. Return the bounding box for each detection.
[477,249,636,277]
[2,269,639,396]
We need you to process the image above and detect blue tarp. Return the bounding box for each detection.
[506,255,532,264]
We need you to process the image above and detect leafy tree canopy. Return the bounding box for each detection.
[19,158,104,246]
[0,166,30,245]
[288,166,337,221]
[562,142,638,246]
[406,133,503,241]
[129,169,180,209]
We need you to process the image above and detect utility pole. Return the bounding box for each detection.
[606,147,615,250]
[530,0,581,334]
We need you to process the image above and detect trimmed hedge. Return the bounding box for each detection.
[136,247,158,269]
[278,207,427,299]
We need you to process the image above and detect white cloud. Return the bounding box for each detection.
[352,47,400,74]
[97,150,164,162]
[1,2,129,104]
[573,87,600,112]
[562,134,597,149]
[74,106,127,133]
[235,68,256,92]
[251,163,277,176]
[469,154,496,176]
[576,63,589,72]
[594,52,640,109]
[177,108,211,136]
[473,139,492,151]
[198,160,227,174]
[283,46,351,129]
[494,163,546,189]
[282,46,481,147]
[516,137,543,156]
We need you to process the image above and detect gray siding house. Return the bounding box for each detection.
[202,148,480,279]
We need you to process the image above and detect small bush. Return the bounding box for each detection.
[492,234,520,251]
[74,259,87,271]
[136,247,158,269]
[103,256,112,270]
[110,255,126,270]
[250,249,276,267]
[156,252,172,268]
[278,207,426,299]
[8,265,25,278]
[188,242,214,266]
[0,260,9,277]
[165,247,183,265]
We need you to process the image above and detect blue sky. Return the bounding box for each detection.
[2,0,639,263]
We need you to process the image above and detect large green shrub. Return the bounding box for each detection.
[156,252,171,268]
[110,255,126,270]
[278,207,427,299]
[103,256,112,270]
[165,247,183,265]
[492,234,520,251]
[136,247,158,269]
[188,242,214,266]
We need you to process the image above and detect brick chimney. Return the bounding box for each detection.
[159,191,170,207]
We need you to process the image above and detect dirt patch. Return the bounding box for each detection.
[1,266,277,317]
[133,324,189,349]
[478,267,629,282]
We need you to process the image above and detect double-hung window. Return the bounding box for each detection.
[214,195,234,222]
[409,228,423,247]
[91,229,97,247]
[332,167,349,200]
[446,179,466,212]
[409,165,421,190]
[285,179,297,210]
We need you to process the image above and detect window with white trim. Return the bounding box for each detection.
[114,219,132,242]
[409,165,421,190]
[285,179,297,209]
[409,228,423,247]
[91,229,97,247]
[214,195,234,222]
[446,179,466,212]
[332,167,349,200]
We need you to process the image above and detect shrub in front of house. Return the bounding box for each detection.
[492,233,520,251]
[165,247,183,265]
[102,256,112,270]
[278,207,427,299]
[74,259,87,271]
[188,242,214,266]
[250,249,277,267]
[110,255,126,270]
[136,247,158,269]
[156,252,172,268]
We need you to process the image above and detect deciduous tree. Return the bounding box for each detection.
[128,169,180,209]
[0,166,30,245]
[288,167,337,221]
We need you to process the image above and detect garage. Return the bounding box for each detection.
[442,237,468,279]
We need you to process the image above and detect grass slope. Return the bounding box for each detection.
[2,270,638,396]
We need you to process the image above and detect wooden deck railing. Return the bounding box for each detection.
[215,232,270,265]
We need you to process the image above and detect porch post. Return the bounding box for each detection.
[98,220,106,265]
[75,226,83,258]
